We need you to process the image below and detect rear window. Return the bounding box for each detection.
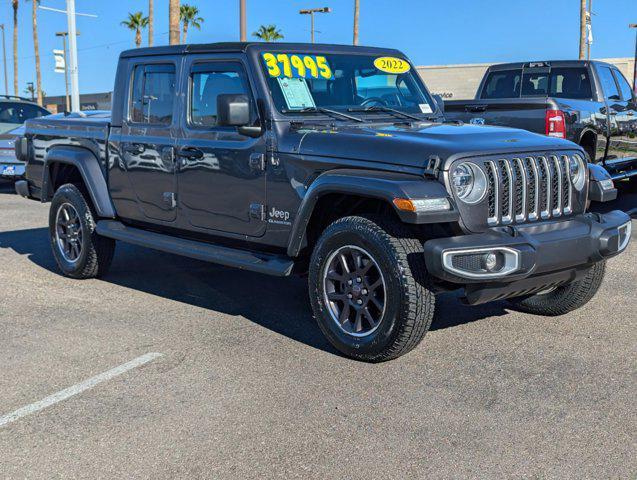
[482,67,593,100]
[481,70,521,99]
[549,68,592,99]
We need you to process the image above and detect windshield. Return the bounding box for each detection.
[260,52,435,119]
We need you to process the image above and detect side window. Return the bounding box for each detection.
[612,69,634,101]
[481,70,521,99]
[549,68,592,99]
[190,63,251,127]
[129,64,176,125]
[598,66,620,101]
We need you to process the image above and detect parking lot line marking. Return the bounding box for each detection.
[0,352,162,428]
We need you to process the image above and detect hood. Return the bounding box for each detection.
[294,122,577,170]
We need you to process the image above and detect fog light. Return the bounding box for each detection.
[482,252,499,272]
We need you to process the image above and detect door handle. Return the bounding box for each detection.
[609,110,618,116]
[123,143,144,154]
[177,147,204,160]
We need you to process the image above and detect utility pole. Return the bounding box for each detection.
[579,0,587,60]
[586,0,593,60]
[240,0,247,41]
[66,0,80,111]
[0,25,7,95]
[299,7,331,43]
[353,0,359,45]
[631,24,637,94]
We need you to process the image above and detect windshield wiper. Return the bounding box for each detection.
[348,105,423,122]
[283,106,364,123]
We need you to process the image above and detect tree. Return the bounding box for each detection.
[169,0,180,45]
[252,25,284,42]
[353,0,360,45]
[121,12,149,48]
[180,4,204,44]
[29,0,42,106]
[11,0,18,96]
[148,0,154,47]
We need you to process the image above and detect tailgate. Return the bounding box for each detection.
[445,99,550,134]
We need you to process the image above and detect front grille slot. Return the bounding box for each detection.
[484,154,576,227]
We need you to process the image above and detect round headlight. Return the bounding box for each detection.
[569,154,586,191]
[451,162,487,204]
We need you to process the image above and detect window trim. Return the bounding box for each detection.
[126,62,178,127]
[186,59,257,131]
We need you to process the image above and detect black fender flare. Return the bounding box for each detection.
[286,169,458,257]
[42,145,116,218]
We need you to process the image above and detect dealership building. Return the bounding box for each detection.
[417,57,635,100]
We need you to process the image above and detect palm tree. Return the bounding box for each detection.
[11,0,18,96]
[180,4,204,44]
[30,0,42,106]
[148,0,154,46]
[169,0,180,45]
[252,25,284,42]
[353,0,360,45]
[121,12,149,48]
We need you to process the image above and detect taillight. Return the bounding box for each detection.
[545,109,566,139]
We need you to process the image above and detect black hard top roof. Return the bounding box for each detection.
[487,60,615,71]
[120,42,404,59]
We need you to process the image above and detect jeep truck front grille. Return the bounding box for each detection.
[484,154,576,227]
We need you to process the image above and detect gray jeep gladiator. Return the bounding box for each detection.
[14,43,632,362]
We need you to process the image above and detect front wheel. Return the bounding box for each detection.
[49,183,115,279]
[308,215,435,362]
[508,261,606,316]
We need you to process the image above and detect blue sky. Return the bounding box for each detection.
[1,0,636,97]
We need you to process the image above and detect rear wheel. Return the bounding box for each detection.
[308,215,435,362]
[508,261,606,316]
[49,183,115,279]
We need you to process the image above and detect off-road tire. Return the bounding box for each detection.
[308,215,435,362]
[508,261,606,316]
[49,183,115,279]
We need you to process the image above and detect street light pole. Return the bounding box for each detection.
[66,0,80,112]
[631,24,637,95]
[0,25,8,96]
[299,7,330,43]
[56,32,79,112]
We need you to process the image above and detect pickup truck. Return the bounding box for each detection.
[14,43,632,362]
[444,60,637,183]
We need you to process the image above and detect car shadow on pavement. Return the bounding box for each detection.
[0,226,516,354]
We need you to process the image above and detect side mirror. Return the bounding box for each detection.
[217,94,251,127]
[216,94,263,138]
[432,94,445,114]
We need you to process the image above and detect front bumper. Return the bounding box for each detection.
[424,211,631,304]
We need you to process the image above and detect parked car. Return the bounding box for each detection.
[14,43,631,362]
[0,96,49,180]
[443,61,637,183]
[0,126,26,180]
[0,95,49,134]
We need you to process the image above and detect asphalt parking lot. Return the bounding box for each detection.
[0,179,635,479]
